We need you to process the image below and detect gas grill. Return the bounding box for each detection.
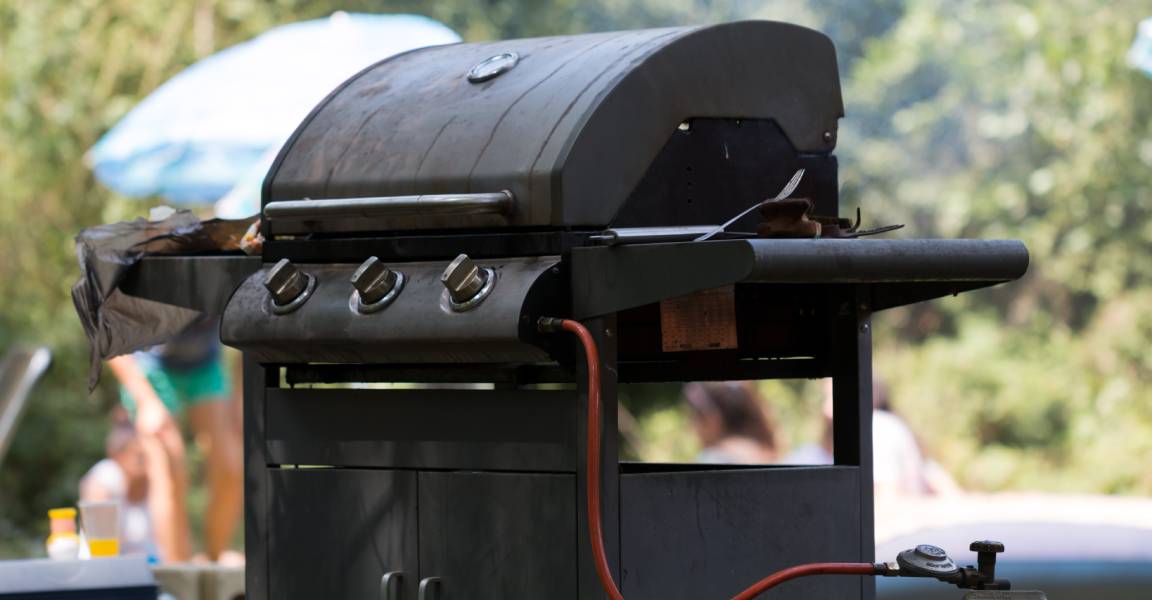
[103,20,1030,600]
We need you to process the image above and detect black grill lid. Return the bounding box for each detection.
[264,21,843,231]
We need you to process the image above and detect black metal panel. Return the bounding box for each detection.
[617,357,828,383]
[221,256,559,364]
[242,359,270,600]
[418,471,577,599]
[283,363,573,385]
[612,118,840,229]
[619,466,863,599]
[571,238,1029,318]
[265,388,578,472]
[267,468,418,600]
[119,255,259,314]
[571,240,752,318]
[829,287,877,600]
[266,21,842,230]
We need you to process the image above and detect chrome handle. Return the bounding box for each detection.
[417,576,441,600]
[264,191,514,234]
[380,571,403,600]
[264,192,512,219]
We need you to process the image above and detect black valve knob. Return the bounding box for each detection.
[351,256,404,313]
[441,254,495,311]
[442,254,488,303]
[970,540,1004,554]
[352,257,400,305]
[265,259,309,306]
[970,540,1004,582]
[263,258,316,314]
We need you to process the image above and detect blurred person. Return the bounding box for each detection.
[785,379,960,497]
[106,316,242,563]
[685,381,780,464]
[79,411,157,558]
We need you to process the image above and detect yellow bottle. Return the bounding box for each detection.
[46,508,81,560]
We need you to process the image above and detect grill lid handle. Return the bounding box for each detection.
[264,191,513,220]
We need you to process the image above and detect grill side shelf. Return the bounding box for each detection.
[118,255,261,315]
[571,238,1029,318]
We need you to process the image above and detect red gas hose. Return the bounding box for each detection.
[545,318,883,600]
[730,563,885,600]
[557,318,624,600]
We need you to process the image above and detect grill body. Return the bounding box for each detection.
[115,20,1028,600]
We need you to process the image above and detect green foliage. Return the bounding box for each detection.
[2,0,1151,556]
[846,0,1152,495]
[0,0,811,558]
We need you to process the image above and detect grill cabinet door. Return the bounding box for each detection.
[268,468,418,599]
[418,471,578,599]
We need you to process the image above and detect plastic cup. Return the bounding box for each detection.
[78,500,121,557]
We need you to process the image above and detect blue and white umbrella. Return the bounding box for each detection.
[1128,18,1152,78]
[88,12,459,206]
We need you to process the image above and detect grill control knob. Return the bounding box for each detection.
[351,256,405,313]
[263,258,315,314]
[265,259,307,305]
[441,254,495,311]
[352,257,398,304]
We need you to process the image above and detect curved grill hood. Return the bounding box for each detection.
[263,21,843,233]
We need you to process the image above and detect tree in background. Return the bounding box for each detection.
[2,0,1151,555]
[837,0,1152,493]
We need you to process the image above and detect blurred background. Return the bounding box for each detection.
[2,0,1151,582]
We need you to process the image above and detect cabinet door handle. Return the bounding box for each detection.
[418,576,442,600]
[380,571,404,600]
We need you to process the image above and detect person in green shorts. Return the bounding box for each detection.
[107,317,241,563]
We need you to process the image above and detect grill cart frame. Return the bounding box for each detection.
[107,20,1028,600]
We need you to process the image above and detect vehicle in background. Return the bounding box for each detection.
[876,493,1152,599]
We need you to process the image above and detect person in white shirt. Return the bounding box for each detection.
[785,379,960,497]
[80,415,158,560]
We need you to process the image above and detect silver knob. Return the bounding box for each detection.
[441,254,495,311]
[896,543,959,578]
[351,257,399,305]
[441,254,488,304]
[264,258,309,306]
